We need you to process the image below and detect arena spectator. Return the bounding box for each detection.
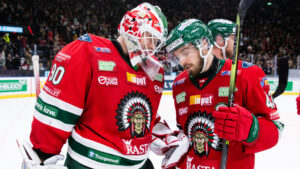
[0,0,299,75]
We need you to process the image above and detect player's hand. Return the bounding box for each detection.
[297,96,300,115]
[212,105,259,143]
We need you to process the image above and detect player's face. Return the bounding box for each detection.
[173,44,203,76]
[226,35,235,58]
[215,35,225,47]
[139,32,158,53]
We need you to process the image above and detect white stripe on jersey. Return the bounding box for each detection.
[71,131,150,161]
[39,90,83,116]
[67,147,147,169]
[34,109,74,132]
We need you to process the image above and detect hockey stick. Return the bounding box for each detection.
[272,57,289,98]
[220,0,255,169]
[32,54,40,99]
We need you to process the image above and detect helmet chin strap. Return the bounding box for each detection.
[199,45,213,74]
[214,38,228,59]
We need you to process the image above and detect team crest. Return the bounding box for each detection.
[185,111,222,157]
[116,91,152,138]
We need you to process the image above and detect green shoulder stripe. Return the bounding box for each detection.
[35,98,80,125]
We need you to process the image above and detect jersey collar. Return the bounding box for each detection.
[111,39,136,70]
[190,56,225,90]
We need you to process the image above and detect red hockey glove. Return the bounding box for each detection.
[297,96,300,115]
[212,105,259,143]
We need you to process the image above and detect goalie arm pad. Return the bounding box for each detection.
[16,139,67,169]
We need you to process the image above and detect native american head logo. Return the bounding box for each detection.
[185,111,222,157]
[116,91,152,137]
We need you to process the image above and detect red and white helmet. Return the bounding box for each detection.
[118,3,168,80]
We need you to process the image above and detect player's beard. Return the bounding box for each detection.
[226,49,233,59]
[185,59,203,77]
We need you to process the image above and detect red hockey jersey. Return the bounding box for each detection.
[172,58,283,169]
[30,34,165,168]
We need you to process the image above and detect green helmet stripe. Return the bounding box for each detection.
[166,19,213,53]
[207,19,236,40]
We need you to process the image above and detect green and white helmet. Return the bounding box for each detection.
[166,19,213,73]
[207,19,236,58]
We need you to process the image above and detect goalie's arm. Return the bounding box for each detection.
[30,39,92,155]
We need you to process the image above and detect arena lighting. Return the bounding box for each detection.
[0,26,23,33]
[267,2,272,5]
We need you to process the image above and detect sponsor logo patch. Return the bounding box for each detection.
[176,92,186,104]
[220,70,241,76]
[269,111,280,120]
[178,107,188,116]
[43,84,61,97]
[218,87,238,97]
[186,155,217,169]
[98,76,118,86]
[98,61,116,72]
[154,85,163,94]
[242,61,254,68]
[94,46,111,53]
[55,52,71,62]
[122,139,150,155]
[189,95,213,106]
[166,38,184,52]
[260,77,269,88]
[174,78,185,86]
[35,99,58,118]
[87,150,120,164]
[155,73,163,82]
[126,72,147,86]
[78,33,92,42]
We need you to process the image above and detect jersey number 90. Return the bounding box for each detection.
[48,63,65,85]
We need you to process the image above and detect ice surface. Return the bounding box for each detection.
[0,95,298,168]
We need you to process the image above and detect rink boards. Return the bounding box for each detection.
[0,76,299,99]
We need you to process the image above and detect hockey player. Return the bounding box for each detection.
[19,3,169,169]
[207,19,236,59]
[164,19,284,169]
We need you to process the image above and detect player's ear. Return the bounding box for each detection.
[229,34,235,40]
[215,35,225,46]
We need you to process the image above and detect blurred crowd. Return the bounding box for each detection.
[0,0,299,76]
